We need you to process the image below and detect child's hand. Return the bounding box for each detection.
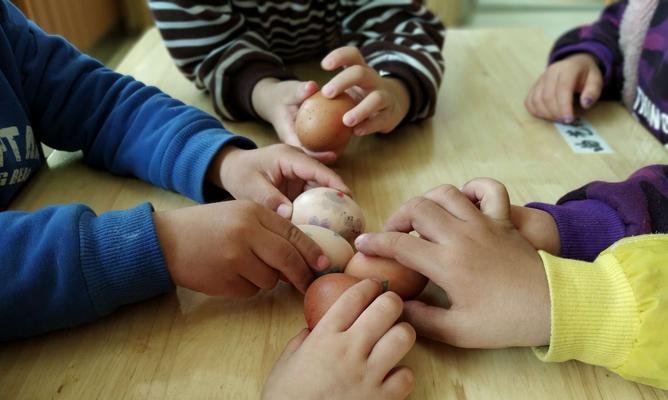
[525,53,603,123]
[252,78,338,164]
[208,144,350,219]
[320,46,410,136]
[262,279,416,400]
[154,200,331,296]
[510,205,560,255]
[355,179,551,348]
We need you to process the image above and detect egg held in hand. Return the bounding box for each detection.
[344,252,428,300]
[297,224,354,274]
[303,273,361,330]
[295,91,356,152]
[292,187,365,244]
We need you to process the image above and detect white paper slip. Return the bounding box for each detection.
[554,119,613,154]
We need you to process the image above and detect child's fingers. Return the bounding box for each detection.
[251,229,315,294]
[459,178,511,221]
[580,69,603,109]
[276,147,350,194]
[243,171,294,217]
[239,254,281,291]
[277,329,310,362]
[256,210,330,286]
[351,115,387,136]
[531,76,552,120]
[354,232,439,280]
[298,80,319,103]
[402,300,457,344]
[322,65,379,98]
[321,46,366,71]
[368,322,416,379]
[423,184,481,222]
[525,81,541,118]
[343,90,388,128]
[556,73,577,123]
[381,196,457,243]
[542,68,562,120]
[381,367,415,400]
[316,279,383,332]
[348,291,404,351]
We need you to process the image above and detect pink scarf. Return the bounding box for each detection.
[619,0,659,109]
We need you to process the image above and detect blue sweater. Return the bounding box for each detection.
[0,1,255,340]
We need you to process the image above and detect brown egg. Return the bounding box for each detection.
[292,187,365,244]
[295,91,356,152]
[297,225,354,273]
[344,253,428,300]
[304,273,361,330]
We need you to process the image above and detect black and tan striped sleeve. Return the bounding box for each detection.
[341,0,445,122]
[149,0,294,120]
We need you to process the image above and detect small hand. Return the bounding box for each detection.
[207,143,350,219]
[154,200,331,296]
[262,279,416,400]
[320,46,410,136]
[252,78,338,164]
[525,53,603,123]
[355,179,551,348]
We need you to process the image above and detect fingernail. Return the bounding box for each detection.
[316,255,330,271]
[369,278,387,291]
[583,97,593,107]
[277,203,292,219]
[344,113,356,126]
[354,234,368,248]
[322,85,333,97]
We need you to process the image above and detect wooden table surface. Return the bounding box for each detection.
[2,27,668,399]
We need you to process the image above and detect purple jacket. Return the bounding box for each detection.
[549,0,668,143]
[528,2,668,261]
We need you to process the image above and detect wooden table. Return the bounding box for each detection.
[2,27,667,399]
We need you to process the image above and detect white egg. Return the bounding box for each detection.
[297,225,354,273]
[292,187,365,244]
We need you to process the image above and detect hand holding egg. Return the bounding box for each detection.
[295,91,356,154]
[294,186,428,329]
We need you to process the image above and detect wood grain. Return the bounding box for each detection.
[1,28,667,399]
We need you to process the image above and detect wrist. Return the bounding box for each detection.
[383,77,411,120]
[153,209,180,285]
[206,145,243,190]
[252,77,281,124]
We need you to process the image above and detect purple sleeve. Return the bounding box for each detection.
[527,165,668,261]
[549,1,628,100]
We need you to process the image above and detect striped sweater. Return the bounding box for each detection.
[149,0,445,122]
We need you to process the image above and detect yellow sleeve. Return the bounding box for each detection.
[533,234,668,389]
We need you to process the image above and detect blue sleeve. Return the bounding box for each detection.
[4,3,256,203]
[0,203,173,341]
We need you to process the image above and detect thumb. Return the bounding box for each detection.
[247,173,293,218]
[354,232,440,280]
[579,69,603,109]
[297,80,319,103]
[277,329,310,361]
[403,300,458,345]
[460,178,511,221]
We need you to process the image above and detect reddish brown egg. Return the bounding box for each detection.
[303,273,360,330]
[344,253,428,300]
[295,91,356,152]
